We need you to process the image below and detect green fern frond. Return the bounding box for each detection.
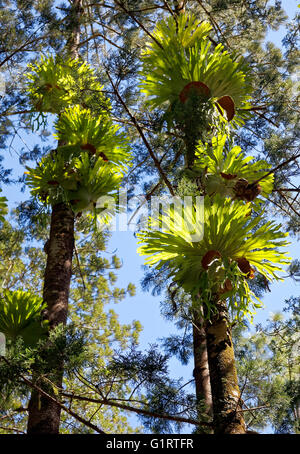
[193,134,273,200]
[140,13,252,125]
[0,290,48,346]
[137,195,290,320]
[54,105,131,170]
[26,152,122,212]
[26,55,109,114]
[65,153,122,213]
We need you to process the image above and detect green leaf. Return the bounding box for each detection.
[26,55,110,115]
[193,133,274,200]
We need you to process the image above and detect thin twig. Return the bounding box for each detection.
[105,68,175,195]
[237,404,269,413]
[74,243,86,290]
[78,31,123,50]
[278,190,300,218]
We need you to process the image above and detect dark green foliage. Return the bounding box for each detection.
[234,297,300,433]
[108,344,201,433]
[0,323,87,406]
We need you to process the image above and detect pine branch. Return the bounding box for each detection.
[105,67,175,195]
[277,190,300,218]
[273,188,300,192]
[0,426,25,434]
[195,0,229,48]
[0,110,34,117]
[61,391,212,427]
[0,32,49,67]
[114,1,164,49]
[0,357,106,434]
[253,152,300,185]
[78,31,123,50]
[237,404,270,413]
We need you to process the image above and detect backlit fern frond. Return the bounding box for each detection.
[137,195,290,320]
[140,13,252,125]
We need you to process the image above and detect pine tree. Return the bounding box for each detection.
[137,10,291,433]
[0,213,142,434]
[234,297,299,433]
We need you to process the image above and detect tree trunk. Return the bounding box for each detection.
[205,300,246,434]
[27,0,82,434]
[27,203,75,434]
[192,311,213,427]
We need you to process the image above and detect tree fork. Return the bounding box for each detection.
[204,300,246,434]
[27,0,82,434]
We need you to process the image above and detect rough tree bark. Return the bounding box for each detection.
[205,300,246,434]
[27,0,82,435]
[192,314,213,422]
[27,204,75,433]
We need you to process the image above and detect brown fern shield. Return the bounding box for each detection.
[216,95,235,121]
[220,172,237,180]
[201,250,222,270]
[236,257,255,279]
[179,81,211,103]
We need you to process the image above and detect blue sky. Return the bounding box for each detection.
[0,0,299,433]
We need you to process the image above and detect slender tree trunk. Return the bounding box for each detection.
[27,204,75,433]
[204,300,246,434]
[192,314,213,430]
[27,0,82,434]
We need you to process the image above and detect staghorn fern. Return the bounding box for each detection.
[26,55,109,115]
[26,152,122,212]
[54,105,131,170]
[188,134,274,202]
[65,152,123,213]
[25,90,131,216]
[0,290,48,347]
[137,194,290,320]
[140,13,252,126]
